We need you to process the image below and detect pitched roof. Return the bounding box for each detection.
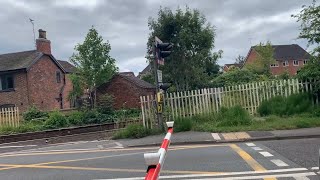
[252,44,311,61]
[224,63,242,68]
[118,73,155,89]
[138,64,152,78]
[0,50,66,73]
[57,60,76,73]
[0,50,42,72]
[119,72,135,77]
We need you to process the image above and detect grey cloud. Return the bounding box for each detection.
[0,0,314,74]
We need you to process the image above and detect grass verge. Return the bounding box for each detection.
[112,124,163,139]
[192,115,320,132]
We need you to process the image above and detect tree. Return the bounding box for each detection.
[292,0,320,54]
[293,0,320,94]
[235,55,245,64]
[70,27,118,108]
[211,68,259,87]
[147,6,221,91]
[141,74,155,85]
[246,41,275,76]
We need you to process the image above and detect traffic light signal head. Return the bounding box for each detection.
[156,43,173,59]
[159,83,171,91]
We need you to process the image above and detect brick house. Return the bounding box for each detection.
[243,44,311,76]
[138,64,152,79]
[223,63,242,72]
[97,72,155,109]
[0,29,74,112]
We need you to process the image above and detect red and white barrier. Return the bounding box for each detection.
[144,121,174,180]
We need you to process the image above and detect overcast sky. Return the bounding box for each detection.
[0,0,313,75]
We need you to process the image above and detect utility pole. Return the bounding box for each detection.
[153,37,172,129]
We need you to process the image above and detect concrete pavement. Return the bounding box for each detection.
[0,138,318,179]
[116,127,320,147]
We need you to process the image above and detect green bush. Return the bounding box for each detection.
[216,105,252,127]
[97,94,114,114]
[23,106,48,121]
[67,111,85,126]
[113,124,162,139]
[296,120,312,128]
[258,93,313,117]
[44,111,69,129]
[174,117,192,132]
[286,93,312,115]
[312,106,320,117]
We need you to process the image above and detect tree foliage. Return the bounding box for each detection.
[292,0,320,54]
[235,55,245,64]
[147,7,221,91]
[246,41,275,76]
[293,0,320,93]
[70,27,118,107]
[211,68,259,87]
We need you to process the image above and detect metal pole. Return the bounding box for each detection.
[153,37,163,129]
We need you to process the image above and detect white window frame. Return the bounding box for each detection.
[283,60,289,67]
[303,60,307,65]
[293,60,299,66]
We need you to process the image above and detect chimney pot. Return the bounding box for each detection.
[36,29,51,54]
[38,29,47,39]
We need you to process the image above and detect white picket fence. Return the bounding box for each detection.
[140,79,315,128]
[0,107,20,127]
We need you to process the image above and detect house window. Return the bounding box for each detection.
[293,60,299,66]
[303,60,308,65]
[0,74,14,91]
[270,62,279,67]
[56,71,61,83]
[283,60,289,67]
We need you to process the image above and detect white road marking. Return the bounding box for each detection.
[311,167,318,170]
[211,133,221,140]
[252,147,263,151]
[114,142,124,149]
[246,143,255,147]
[259,151,274,157]
[271,159,289,167]
[94,168,309,180]
[187,172,316,180]
[294,176,310,180]
[0,145,37,149]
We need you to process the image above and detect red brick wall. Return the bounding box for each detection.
[97,76,155,109]
[62,74,73,108]
[27,55,64,111]
[0,71,30,112]
[244,49,305,76]
[270,60,304,76]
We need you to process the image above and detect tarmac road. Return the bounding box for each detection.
[0,138,318,179]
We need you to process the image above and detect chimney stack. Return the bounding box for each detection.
[36,29,51,54]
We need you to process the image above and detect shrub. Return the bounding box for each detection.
[174,117,192,132]
[23,106,48,121]
[97,94,114,114]
[258,93,313,116]
[258,96,286,116]
[44,111,69,129]
[312,106,320,117]
[296,120,312,128]
[216,105,252,127]
[67,111,85,126]
[113,124,162,139]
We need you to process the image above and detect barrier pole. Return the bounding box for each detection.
[144,121,174,180]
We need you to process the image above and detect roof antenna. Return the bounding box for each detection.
[29,18,36,48]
